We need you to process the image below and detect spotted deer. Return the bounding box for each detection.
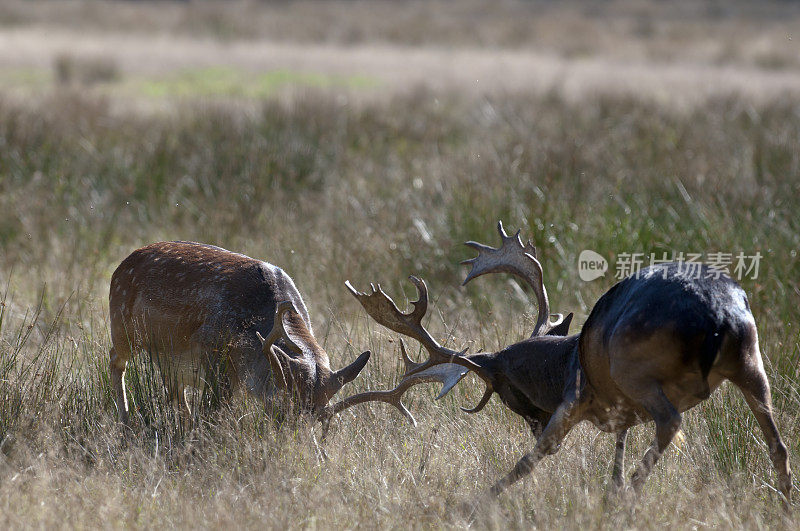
[108,241,370,425]
[326,222,791,507]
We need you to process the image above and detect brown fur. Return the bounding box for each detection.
[108,241,369,425]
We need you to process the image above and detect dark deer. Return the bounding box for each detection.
[109,241,370,425]
[326,222,791,507]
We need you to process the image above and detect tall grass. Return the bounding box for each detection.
[0,89,798,527]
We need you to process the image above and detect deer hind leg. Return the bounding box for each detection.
[489,399,580,497]
[729,364,791,507]
[602,429,631,508]
[610,371,681,494]
[610,429,628,493]
[109,346,130,426]
[626,384,681,494]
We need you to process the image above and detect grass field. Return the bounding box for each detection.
[1,1,799,528]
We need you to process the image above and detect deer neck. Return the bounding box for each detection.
[467,334,581,414]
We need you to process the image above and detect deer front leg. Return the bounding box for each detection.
[164,383,192,432]
[489,399,580,497]
[109,347,130,426]
[172,385,192,418]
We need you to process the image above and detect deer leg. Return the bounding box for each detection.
[610,429,628,493]
[729,366,792,507]
[602,429,631,507]
[177,385,192,418]
[524,407,552,439]
[525,417,544,439]
[628,385,681,494]
[168,384,193,431]
[109,347,130,426]
[489,400,580,497]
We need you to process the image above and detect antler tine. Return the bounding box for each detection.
[461,385,494,414]
[461,220,552,337]
[346,276,452,362]
[320,344,475,426]
[498,221,538,256]
[399,339,425,374]
[346,277,491,381]
[322,385,419,427]
[256,301,303,356]
[498,219,510,239]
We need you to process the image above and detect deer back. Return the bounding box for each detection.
[577,263,753,418]
[110,241,308,351]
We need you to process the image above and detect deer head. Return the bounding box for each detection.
[257,301,370,415]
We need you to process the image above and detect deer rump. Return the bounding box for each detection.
[577,262,752,427]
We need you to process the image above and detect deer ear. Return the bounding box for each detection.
[334,351,371,388]
[547,312,574,336]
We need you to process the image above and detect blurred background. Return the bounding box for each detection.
[2,0,798,308]
[3,0,800,104]
[0,2,799,528]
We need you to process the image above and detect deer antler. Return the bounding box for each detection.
[462,220,561,337]
[345,276,489,379]
[321,340,470,426]
[256,301,304,356]
[326,277,497,423]
[256,301,305,389]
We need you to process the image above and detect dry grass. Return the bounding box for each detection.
[0,1,799,529]
[1,88,798,528]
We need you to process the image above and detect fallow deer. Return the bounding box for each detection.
[326,222,791,507]
[109,241,370,425]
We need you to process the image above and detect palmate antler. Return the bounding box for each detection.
[463,220,568,337]
[322,277,496,424]
[345,277,492,380]
[321,340,468,426]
